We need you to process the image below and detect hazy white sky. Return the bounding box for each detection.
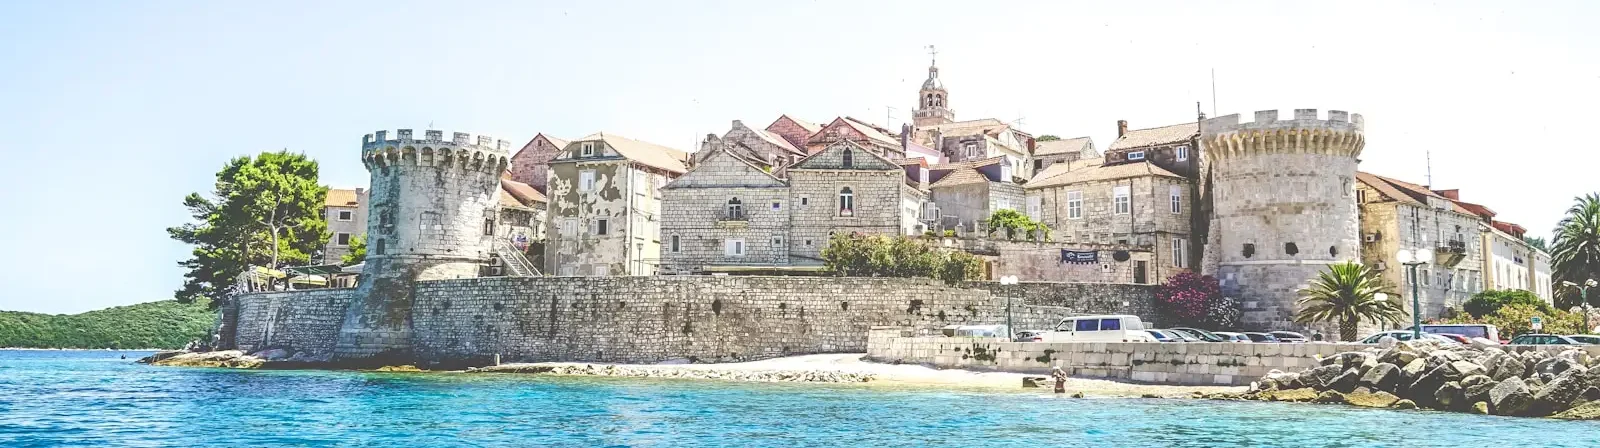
[1,0,1596,313]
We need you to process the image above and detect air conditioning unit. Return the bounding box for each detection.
[1363,233,1379,243]
[1373,261,1388,271]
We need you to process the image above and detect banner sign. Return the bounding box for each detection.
[1061,249,1098,264]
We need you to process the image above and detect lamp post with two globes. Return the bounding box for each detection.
[1396,248,1435,341]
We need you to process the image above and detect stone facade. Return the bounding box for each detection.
[764,115,823,154]
[695,120,805,170]
[1032,136,1097,173]
[507,133,568,193]
[1356,172,1485,322]
[805,117,903,158]
[787,141,925,262]
[956,239,1159,285]
[1484,223,1537,294]
[321,188,368,265]
[543,134,687,276]
[1203,110,1364,331]
[234,288,354,355]
[334,129,511,361]
[1027,163,1193,283]
[660,147,791,273]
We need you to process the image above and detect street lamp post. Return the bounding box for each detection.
[1562,279,1597,333]
[1000,275,1019,340]
[1396,248,1435,341]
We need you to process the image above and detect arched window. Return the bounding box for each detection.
[935,94,943,107]
[925,93,933,106]
[842,148,853,168]
[726,197,744,219]
[839,187,854,216]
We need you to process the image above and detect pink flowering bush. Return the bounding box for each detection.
[1155,272,1223,327]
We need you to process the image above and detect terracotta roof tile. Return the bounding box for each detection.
[500,177,547,206]
[577,132,690,174]
[1034,136,1093,156]
[1356,172,1470,214]
[326,188,358,207]
[1108,122,1197,150]
[1026,161,1181,189]
[928,167,989,188]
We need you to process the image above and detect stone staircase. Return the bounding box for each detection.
[494,239,539,276]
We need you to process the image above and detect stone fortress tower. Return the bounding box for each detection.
[1200,109,1365,331]
[333,129,510,363]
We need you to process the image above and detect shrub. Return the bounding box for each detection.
[1448,303,1586,336]
[1462,289,1552,318]
[985,209,1048,241]
[822,234,984,284]
[1156,272,1223,326]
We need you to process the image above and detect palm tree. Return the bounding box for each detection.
[1552,194,1600,310]
[1294,261,1405,341]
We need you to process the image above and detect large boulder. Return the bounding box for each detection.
[1535,357,1581,378]
[1400,358,1428,383]
[1487,353,1527,381]
[1327,368,1362,393]
[1435,381,1465,411]
[1258,388,1319,402]
[1314,390,1347,404]
[1259,369,1303,391]
[1449,360,1488,379]
[1345,389,1402,408]
[1552,401,1600,420]
[1359,363,1402,392]
[1489,377,1535,416]
[1408,360,1479,407]
[1532,371,1589,416]
[1463,376,1497,405]
[1303,365,1345,390]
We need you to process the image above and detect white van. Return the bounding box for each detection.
[1039,315,1157,343]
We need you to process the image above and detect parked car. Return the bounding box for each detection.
[946,324,1010,338]
[1169,327,1227,342]
[1013,330,1046,342]
[1158,329,1202,342]
[1431,333,1473,344]
[1243,332,1281,343]
[1414,324,1500,343]
[1567,335,1600,345]
[1146,329,1178,342]
[1213,331,1253,342]
[1357,330,1460,344]
[1269,331,1308,343]
[1509,334,1583,345]
[1038,315,1157,343]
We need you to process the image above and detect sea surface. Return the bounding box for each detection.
[1,350,1597,447]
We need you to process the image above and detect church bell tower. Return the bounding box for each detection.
[913,45,954,127]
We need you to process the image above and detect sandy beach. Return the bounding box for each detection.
[474,353,1249,397]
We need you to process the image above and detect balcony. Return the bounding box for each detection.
[1435,240,1468,266]
[716,211,748,229]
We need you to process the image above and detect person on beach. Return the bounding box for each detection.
[1052,367,1067,394]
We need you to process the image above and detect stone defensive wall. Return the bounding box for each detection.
[229,277,1160,366]
[866,328,1600,386]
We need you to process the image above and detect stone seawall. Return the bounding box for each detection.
[964,281,1160,328]
[229,277,1160,366]
[234,288,354,356]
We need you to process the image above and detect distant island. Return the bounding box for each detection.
[0,299,214,350]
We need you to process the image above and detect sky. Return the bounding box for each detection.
[1,0,1596,314]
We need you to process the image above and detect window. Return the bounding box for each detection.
[771,201,781,211]
[1000,163,1013,181]
[805,239,814,247]
[963,143,979,158]
[580,142,595,157]
[579,170,596,192]
[1170,185,1182,214]
[772,236,783,249]
[595,218,609,236]
[923,202,939,221]
[725,239,745,257]
[670,235,680,253]
[1066,191,1083,219]
[1127,151,1145,161]
[919,167,929,182]
[559,219,578,238]
[839,187,854,216]
[337,210,353,221]
[1422,269,1431,286]
[842,149,854,168]
[1356,189,1367,204]
[1175,146,1189,161]
[726,197,744,219]
[1173,238,1188,268]
[335,233,351,246]
[594,265,610,276]
[1285,242,1299,256]
[483,217,495,235]
[1113,186,1130,215]
[800,197,809,206]
[1075,319,1099,332]
[374,238,385,255]
[1100,318,1122,331]
[1243,243,1256,258]
[1026,196,1042,220]
[996,198,1010,211]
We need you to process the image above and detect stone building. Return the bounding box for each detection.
[1032,137,1097,173]
[660,144,791,274]
[1355,172,1485,320]
[322,187,368,265]
[924,157,1023,233]
[805,117,904,158]
[335,129,510,361]
[1483,221,1537,294]
[1026,161,1191,285]
[903,56,1036,179]
[1105,119,1199,178]
[543,133,689,276]
[1201,110,1364,332]
[494,176,548,272]
[764,114,822,154]
[693,119,807,171]
[507,133,568,193]
[787,140,927,263]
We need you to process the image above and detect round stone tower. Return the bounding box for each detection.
[332,129,510,364]
[1202,109,1365,331]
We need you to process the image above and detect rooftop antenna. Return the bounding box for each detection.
[885,105,898,130]
[927,44,937,66]
[1425,150,1433,188]
[1210,68,1218,117]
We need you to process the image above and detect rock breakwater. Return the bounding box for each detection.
[1237,338,1600,419]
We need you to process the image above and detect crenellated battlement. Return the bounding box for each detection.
[361,129,509,173]
[1201,109,1365,160]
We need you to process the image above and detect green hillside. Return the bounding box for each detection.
[0,299,215,349]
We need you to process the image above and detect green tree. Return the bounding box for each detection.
[1036,135,1061,142]
[821,234,984,284]
[985,209,1048,241]
[1294,262,1405,341]
[1552,194,1600,309]
[341,234,367,265]
[1449,303,1586,336]
[1462,289,1552,318]
[169,151,327,307]
[1524,236,1549,252]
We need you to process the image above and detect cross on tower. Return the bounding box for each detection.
[926,45,937,65]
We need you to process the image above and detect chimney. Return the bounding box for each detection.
[1117,120,1129,138]
[1433,189,1460,200]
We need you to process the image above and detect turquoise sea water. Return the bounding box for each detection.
[1,350,1597,447]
